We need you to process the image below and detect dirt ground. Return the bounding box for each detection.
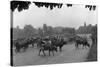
[13,38,92,66]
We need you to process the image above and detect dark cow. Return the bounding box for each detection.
[26,37,37,48]
[38,44,57,56]
[75,38,90,49]
[14,38,33,53]
[37,36,58,56]
[51,37,67,52]
[14,40,29,53]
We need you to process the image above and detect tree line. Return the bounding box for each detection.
[12,24,97,40]
[11,1,96,12]
[12,24,75,39]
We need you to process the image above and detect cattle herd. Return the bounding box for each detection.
[12,35,90,56]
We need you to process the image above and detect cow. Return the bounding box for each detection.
[75,38,90,49]
[37,36,58,56]
[51,36,67,52]
[38,44,57,56]
[14,38,32,53]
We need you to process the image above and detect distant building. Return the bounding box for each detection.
[76,22,92,34]
[84,22,86,27]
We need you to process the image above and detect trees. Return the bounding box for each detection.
[33,2,63,10]
[11,1,96,12]
[12,26,25,39]
[23,25,36,38]
[91,24,97,44]
[12,25,38,39]
[11,1,31,12]
[46,26,54,36]
[62,27,75,35]
[87,24,97,61]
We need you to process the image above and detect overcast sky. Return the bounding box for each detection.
[13,3,97,29]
